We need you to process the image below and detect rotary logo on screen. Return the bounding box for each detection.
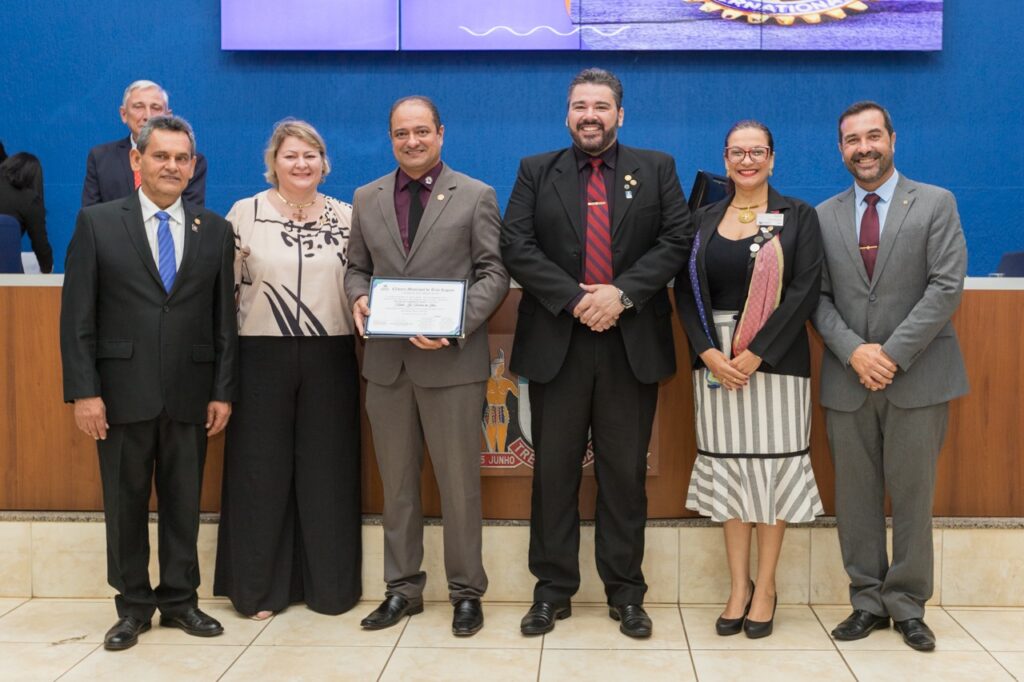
[687,0,872,24]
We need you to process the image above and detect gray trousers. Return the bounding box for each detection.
[826,392,948,621]
[365,369,488,603]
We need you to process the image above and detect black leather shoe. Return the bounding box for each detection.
[743,592,777,639]
[159,607,224,637]
[831,609,890,641]
[520,601,571,635]
[103,616,151,651]
[894,618,936,651]
[452,599,484,637]
[360,595,424,630]
[609,604,652,639]
[716,579,755,636]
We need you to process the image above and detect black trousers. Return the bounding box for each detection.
[528,325,658,606]
[214,336,361,616]
[98,411,207,621]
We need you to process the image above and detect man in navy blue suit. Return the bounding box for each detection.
[82,80,207,207]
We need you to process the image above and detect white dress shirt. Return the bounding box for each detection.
[138,188,185,270]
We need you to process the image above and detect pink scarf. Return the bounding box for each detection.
[732,237,783,356]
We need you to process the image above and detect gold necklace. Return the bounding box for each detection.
[730,200,765,224]
[275,190,318,222]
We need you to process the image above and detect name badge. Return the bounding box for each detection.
[756,213,784,227]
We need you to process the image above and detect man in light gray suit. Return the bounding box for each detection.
[813,101,968,652]
[345,96,509,637]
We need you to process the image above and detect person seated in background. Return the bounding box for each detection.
[0,152,53,273]
[81,80,207,207]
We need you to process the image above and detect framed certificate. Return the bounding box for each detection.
[365,277,468,339]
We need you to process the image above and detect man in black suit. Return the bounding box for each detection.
[81,80,207,207]
[501,68,691,638]
[60,115,237,651]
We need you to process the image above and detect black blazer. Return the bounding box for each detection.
[60,193,238,424]
[81,136,207,207]
[674,186,822,378]
[0,179,52,272]
[501,144,692,384]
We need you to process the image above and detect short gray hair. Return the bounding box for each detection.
[122,80,169,108]
[136,116,196,157]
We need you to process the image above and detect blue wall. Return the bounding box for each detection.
[1,1,1020,274]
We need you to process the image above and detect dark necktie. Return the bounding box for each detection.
[859,193,881,280]
[407,180,424,250]
[584,158,612,284]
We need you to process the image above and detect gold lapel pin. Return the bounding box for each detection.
[624,174,633,182]
[437,194,445,201]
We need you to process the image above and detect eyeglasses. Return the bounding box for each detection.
[725,146,771,163]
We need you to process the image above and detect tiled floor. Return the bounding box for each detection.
[0,599,1020,681]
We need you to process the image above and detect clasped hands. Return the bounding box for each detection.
[352,295,450,351]
[849,343,897,391]
[572,283,623,332]
[698,348,763,390]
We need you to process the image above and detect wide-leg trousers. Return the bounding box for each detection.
[528,325,658,607]
[214,336,361,615]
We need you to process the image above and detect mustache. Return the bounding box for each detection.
[852,151,881,162]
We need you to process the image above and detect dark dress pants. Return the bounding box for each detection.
[98,411,207,621]
[528,324,657,606]
[214,336,362,615]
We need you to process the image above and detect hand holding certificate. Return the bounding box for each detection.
[364,277,468,339]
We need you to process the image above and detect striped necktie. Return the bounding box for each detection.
[584,158,612,284]
[155,210,177,292]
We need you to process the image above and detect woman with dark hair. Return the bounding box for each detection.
[0,152,53,273]
[674,120,824,638]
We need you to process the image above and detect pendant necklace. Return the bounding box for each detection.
[275,191,317,222]
[730,201,764,224]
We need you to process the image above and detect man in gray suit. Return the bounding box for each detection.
[813,101,968,652]
[345,96,509,636]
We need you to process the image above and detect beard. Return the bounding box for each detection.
[846,150,894,185]
[569,120,619,155]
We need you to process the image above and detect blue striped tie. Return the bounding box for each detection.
[155,210,177,292]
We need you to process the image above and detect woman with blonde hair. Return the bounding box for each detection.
[215,119,360,618]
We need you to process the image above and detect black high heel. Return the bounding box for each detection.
[715,579,754,636]
[743,591,777,639]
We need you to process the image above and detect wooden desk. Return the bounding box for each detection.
[1,276,1021,517]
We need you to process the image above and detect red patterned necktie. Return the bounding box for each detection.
[859,192,880,279]
[584,158,612,284]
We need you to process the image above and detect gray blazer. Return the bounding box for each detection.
[812,174,969,411]
[344,164,509,388]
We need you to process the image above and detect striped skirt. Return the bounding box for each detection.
[685,310,824,524]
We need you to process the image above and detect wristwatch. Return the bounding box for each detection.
[618,288,634,309]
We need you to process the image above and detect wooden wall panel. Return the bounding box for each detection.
[1,285,1021,517]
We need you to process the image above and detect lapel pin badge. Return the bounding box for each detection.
[436,193,445,201]
[192,217,201,232]
[625,190,634,199]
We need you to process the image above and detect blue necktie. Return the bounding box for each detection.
[156,210,177,292]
